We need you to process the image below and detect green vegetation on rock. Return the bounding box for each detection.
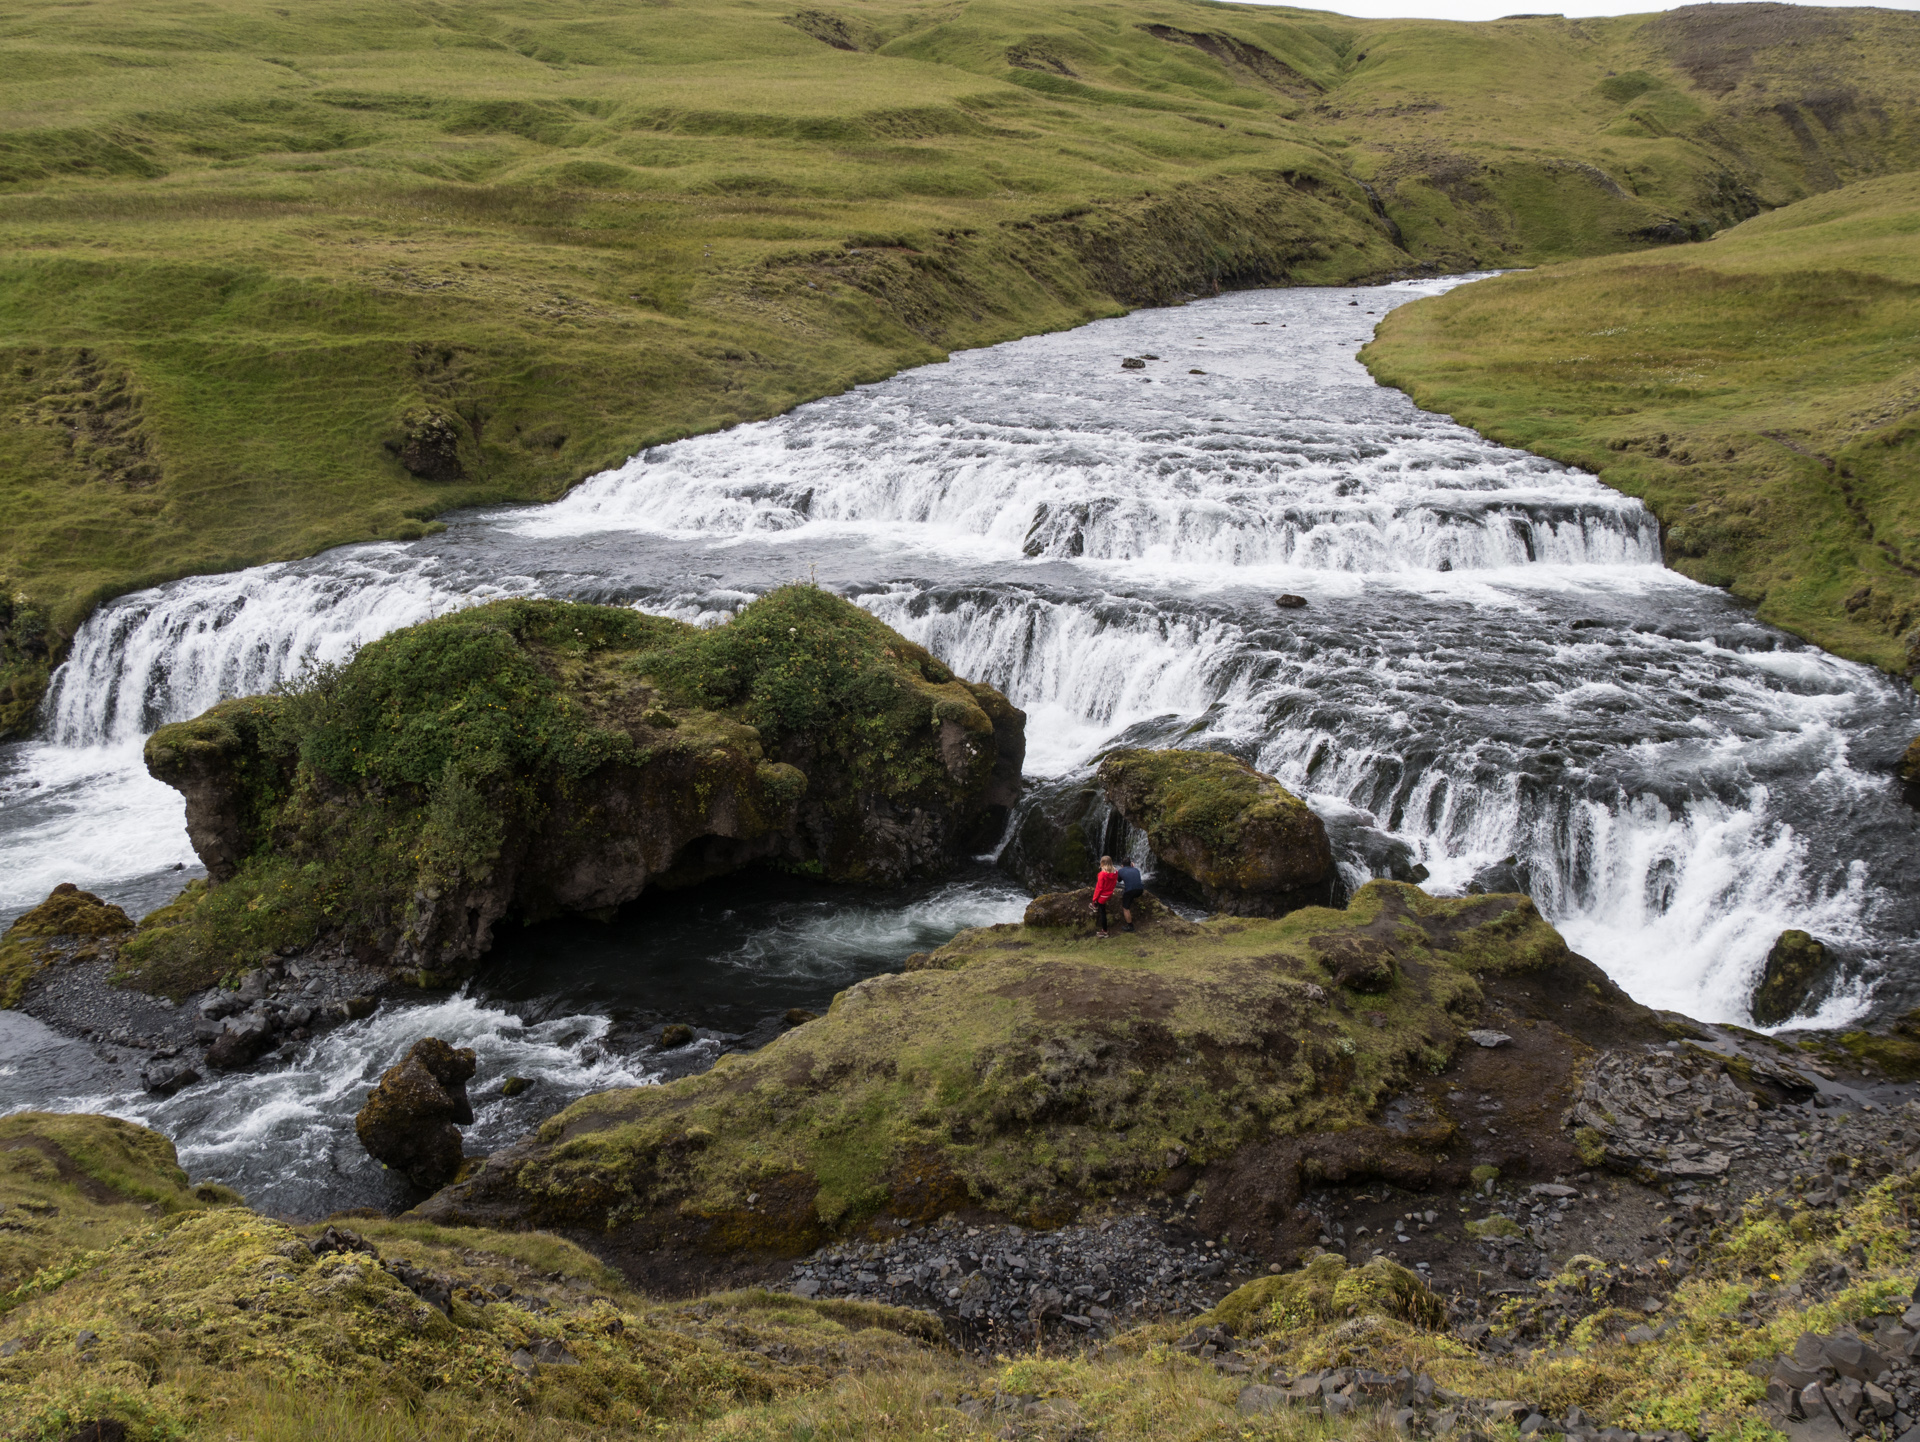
[16,1106,1920,1440]
[0,1113,945,1442]
[418,881,1584,1251]
[1097,747,1335,914]
[1365,171,1920,675]
[0,883,131,1009]
[2,0,1918,729]
[1750,929,1831,1027]
[131,588,1020,991]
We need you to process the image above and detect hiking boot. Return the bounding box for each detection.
[1123,923,1135,933]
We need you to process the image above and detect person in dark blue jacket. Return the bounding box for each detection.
[1115,860,1144,932]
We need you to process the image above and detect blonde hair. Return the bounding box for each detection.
[1099,856,1115,868]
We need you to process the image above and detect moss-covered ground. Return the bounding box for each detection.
[16,1097,1920,1439]
[2,0,1918,725]
[421,881,1581,1252]
[1365,170,1920,677]
[0,884,131,1009]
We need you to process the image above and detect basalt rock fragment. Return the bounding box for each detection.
[355,1037,477,1189]
[1097,749,1335,916]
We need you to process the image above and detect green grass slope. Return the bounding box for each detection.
[1,0,1918,724]
[1364,171,1920,675]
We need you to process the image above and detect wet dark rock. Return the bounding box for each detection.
[998,773,1117,893]
[500,1075,533,1097]
[1274,594,1308,609]
[1120,357,1146,369]
[140,1060,201,1097]
[354,1036,477,1188]
[1753,930,1832,1026]
[1466,854,1528,896]
[782,1008,817,1027]
[660,1023,695,1048]
[204,1011,274,1071]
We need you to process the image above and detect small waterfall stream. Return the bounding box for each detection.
[4,274,1916,1211]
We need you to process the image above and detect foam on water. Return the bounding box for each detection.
[2,993,654,1216]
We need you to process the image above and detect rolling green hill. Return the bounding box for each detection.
[2,0,1919,725]
[1365,170,1920,676]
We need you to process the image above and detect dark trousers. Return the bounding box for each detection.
[1094,902,1110,930]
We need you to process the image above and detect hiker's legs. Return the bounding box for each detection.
[1094,901,1109,935]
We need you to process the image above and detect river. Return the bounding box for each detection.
[3,274,1915,1215]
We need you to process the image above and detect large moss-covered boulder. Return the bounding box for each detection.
[1097,748,1336,915]
[417,881,1652,1268]
[1751,929,1831,1026]
[137,588,1023,986]
[0,882,133,1007]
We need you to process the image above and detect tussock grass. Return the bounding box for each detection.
[1365,171,1920,675]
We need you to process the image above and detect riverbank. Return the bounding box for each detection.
[5,0,1919,727]
[10,893,1920,1441]
[1364,172,1920,680]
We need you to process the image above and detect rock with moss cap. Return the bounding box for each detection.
[1097,748,1336,916]
[417,881,1661,1269]
[356,1037,478,1188]
[136,587,1023,987]
[0,882,134,1008]
[1750,928,1831,1026]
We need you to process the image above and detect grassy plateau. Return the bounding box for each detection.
[1366,170,1920,675]
[2,0,1919,721]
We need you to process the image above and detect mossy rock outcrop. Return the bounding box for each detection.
[1751,929,1832,1026]
[0,882,133,1008]
[1097,748,1336,915]
[417,881,1660,1273]
[136,587,1023,987]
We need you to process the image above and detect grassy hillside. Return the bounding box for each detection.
[1365,171,1920,676]
[2,0,1918,724]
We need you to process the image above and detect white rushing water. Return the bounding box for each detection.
[2,274,1915,1034]
[0,995,654,1216]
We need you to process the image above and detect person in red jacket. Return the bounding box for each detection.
[1090,857,1119,939]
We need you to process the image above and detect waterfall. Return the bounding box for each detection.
[5,274,1914,1033]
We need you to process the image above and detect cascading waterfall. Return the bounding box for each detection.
[3,273,1915,1039]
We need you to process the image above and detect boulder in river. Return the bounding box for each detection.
[355,1037,477,1189]
[139,589,1024,983]
[1096,748,1336,916]
[1750,929,1832,1026]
